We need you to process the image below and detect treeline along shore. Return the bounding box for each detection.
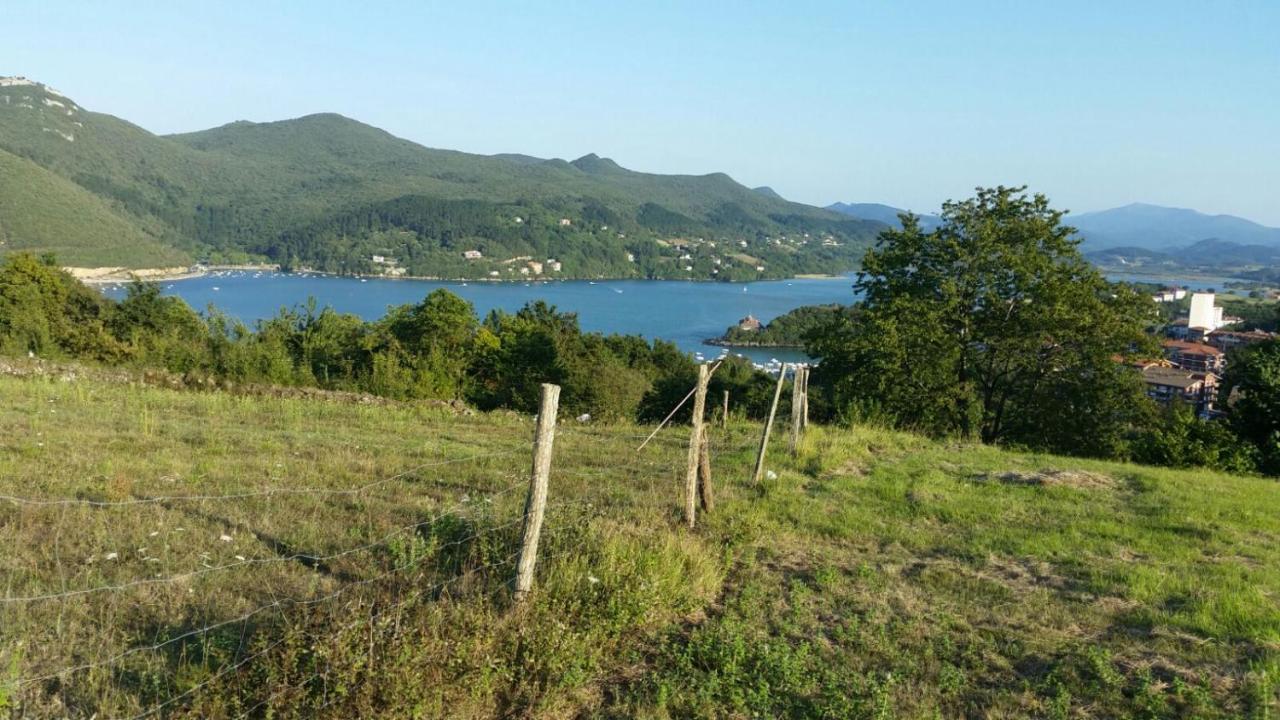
[3,186,1280,478]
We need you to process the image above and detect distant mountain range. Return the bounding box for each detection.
[834,198,1280,266]
[826,202,943,231]
[0,76,881,276]
[1069,203,1280,251]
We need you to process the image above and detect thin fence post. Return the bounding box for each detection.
[789,365,804,456]
[697,425,714,512]
[752,363,789,484]
[722,390,730,430]
[800,366,810,430]
[514,383,559,603]
[684,363,710,528]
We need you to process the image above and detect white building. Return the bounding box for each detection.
[547,259,562,272]
[1189,293,1226,331]
[463,250,483,260]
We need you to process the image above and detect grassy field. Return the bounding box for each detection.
[1,369,1278,718]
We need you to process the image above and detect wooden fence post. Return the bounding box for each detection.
[752,363,789,484]
[800,366,810,430]
[684,363,710,528]
[697,425,714,512]
[721,390,730,430]
[789,365,805,456]
[514,383,559,602]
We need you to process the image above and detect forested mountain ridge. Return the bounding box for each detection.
[1071,202,1280,251]
[0,77,883,276]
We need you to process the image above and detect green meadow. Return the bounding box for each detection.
[1,368,1277,718]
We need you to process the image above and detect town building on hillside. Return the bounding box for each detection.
[1164,317,1207,342]
[527,261,543,275]
[1162,340,1225,374]
[547,259,562,272]
[738,315,762,331]
[1120,356,1172,371]
[559,218,572,227]
[463,250,483,260]
[1208,329,1276,352]
[1152,287,1188,303]
[1141,366,1218,415]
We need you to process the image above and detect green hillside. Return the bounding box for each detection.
[1,367,1276,717]
[0,78,883,276]
[0,148,189,267]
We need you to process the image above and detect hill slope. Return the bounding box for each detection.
[0,147,189,266]
[2,366,1276,717]
[0,77,883,276]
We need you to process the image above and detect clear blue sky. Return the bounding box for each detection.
[8,1,1280,224]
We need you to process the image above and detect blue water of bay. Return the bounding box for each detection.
[108,273,863,364]
[104,270,1238,365]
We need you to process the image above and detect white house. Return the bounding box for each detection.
[463,250,483,260]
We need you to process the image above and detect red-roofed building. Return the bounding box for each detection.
[1162,340,1224,374]
[1207,329,1276,353]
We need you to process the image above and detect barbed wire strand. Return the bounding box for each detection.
[142,499,593,719]
[233,511,592,719]
[635,360,723,452]
[2,474,530,604]
[13,508,534,689]
[0,448,523,508]
[128,548,525,720]
[229,555,526,720]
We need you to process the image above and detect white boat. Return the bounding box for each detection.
[212,286,220,291]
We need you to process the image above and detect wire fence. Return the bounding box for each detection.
[0,369,798,718]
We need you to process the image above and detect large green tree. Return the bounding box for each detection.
[1221,339,1280,475]
[809,186,1157,457]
